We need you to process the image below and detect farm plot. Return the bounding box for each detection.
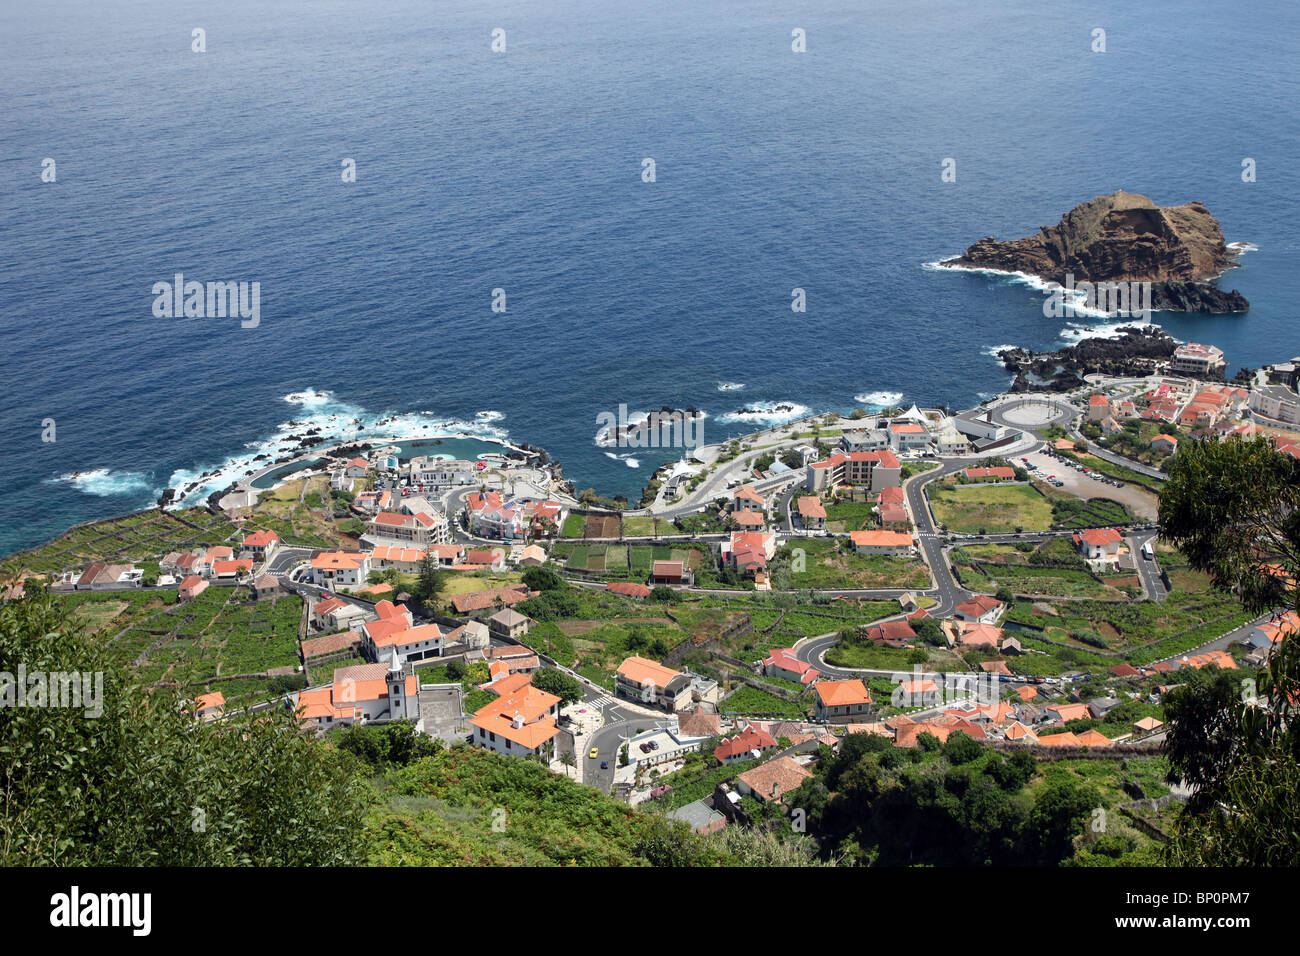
[928,484,1053,534]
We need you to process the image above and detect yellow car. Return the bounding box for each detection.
[588,747,600,759]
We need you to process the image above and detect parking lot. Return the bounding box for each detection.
[1020,451,1159,521]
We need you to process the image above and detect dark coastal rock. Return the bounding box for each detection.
[997,326,1180,393]
[514,441,551,465]
[157,488,178,508]
[206,485,235,512]
[331,442,372,460]
[601,407,704,446]
[1149,281,1249,313]
[944,191,1249,313]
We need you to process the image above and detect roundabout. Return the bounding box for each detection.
[988,396,1076,431]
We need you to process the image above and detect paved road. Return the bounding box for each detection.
[266,545,315,577]
[1126,530,1167,602]
[903,456,983,617]
[581,700,658,792]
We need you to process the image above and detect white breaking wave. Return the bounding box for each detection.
[48,468,156,497]
[853,390,903,408]
[161,390,511,507]
[1058,319,1168,343]
[283,389,333,408]
[604,452,641,468]
[928,258,1148,322]
[716,401,809,426]
[980,345,1019,359]
[717,381,745,391]
[924,258,1061,296]
[1228,241,1258,254]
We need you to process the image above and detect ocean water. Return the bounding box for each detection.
[2,0,1297,554]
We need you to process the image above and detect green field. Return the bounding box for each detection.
[10,508,239,573]
[823,498,880,532]
[720,685,807,717]
[55,584,304,706]
[783,537,930,590]
[823,640,923,670]
[622,516,670,536]
[928,483,1054,534]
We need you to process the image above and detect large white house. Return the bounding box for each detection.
[806,450,901,494]
[308,550,371,589]
[1250,384,1300,425]
[364,509,448,546]
[408,457,478,488]
[469,677,563,759]
[364,620,445,667]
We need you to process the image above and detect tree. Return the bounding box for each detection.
[530,667,584,705]
[1030,779,1101,864]
[412,555,444,605]
[1157,433,1300,864]
[995,586,1015,604]
[941,732,984,765]
[650,585,679,603]
[914,618,947,647]
[559,750,576,777]
[521,567,565,592]
[0,590,373,865]
[336,721,443,769]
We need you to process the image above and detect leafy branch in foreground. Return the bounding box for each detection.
[0,589,372,865]
[1157,434,1300,865]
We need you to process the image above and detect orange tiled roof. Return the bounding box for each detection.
[736,756,812,802]
[815,679,872,707]
[617,656,681,688]
[849,529,912,548]
[797,496,827,519]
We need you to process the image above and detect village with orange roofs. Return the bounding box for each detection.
[13,346,1300,866]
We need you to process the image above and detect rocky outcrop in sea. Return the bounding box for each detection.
[944,191,1249,313]
[996,326,1181,392]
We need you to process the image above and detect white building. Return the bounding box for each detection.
[1171,342,1226,377]
[408,457,478,488]
[364,509,449,546]
[469,679,562,759]
[1250,384,1300,426]
[308,550,371,589]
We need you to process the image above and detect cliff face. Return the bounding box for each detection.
[943,191,1249,312]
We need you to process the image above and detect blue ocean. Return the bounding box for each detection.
[2,0,1297,554]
